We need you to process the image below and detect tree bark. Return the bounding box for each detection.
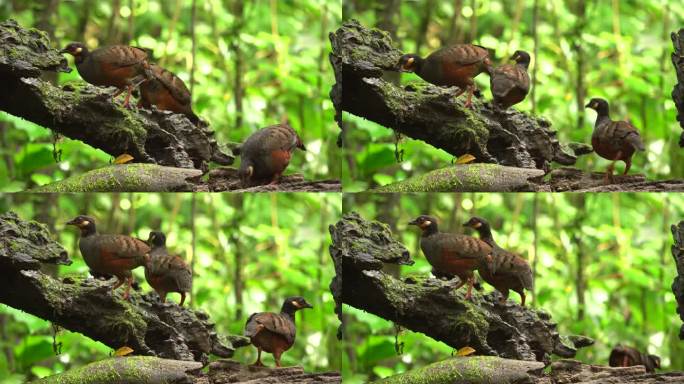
[671,220,684,339]
[0,19,233,170]
[330,20,586,170]
[329,212,593,363]
[672,28,684,146]
[0,211,248,363]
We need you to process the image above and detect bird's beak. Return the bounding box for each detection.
[584,101,593,109]
[509,53,519,61]
[65,218,77,225]
[408,219,419,226]
[58,48,68,54]
[303,302,313,309]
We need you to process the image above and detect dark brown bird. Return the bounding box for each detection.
[408,215,492,300]
[244,296,313,367]
[398,44,492,108]
[238,123,306,186]
[490,50,530,109]
[138,63,199,124]
[463,217,534,306]
[609,345,660,373]
[144,231,192,306]
[60,42,150,108]
[585,98,645,182]
[66,215,149,300]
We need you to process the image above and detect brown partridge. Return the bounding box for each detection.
[398,44,492,108]
[490,50,530,109]
[408,215,492,300]
[144,231,192,306]
[244,296,313,367]
[138,63,199,124]
[60,42,150,108]
[238,123,306,186]
[585,98,645,182]
[609,345,660,373]
[66,215,148,300]
[463,217,534,306]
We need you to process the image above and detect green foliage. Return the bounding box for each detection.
[0,0,341,190]
[0,192,341,380]
[342,0,684,191]
[343,192,684,381]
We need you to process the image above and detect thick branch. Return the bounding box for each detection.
[672,221,684,339]
[330,20,590,170]
[0,212,248,363]
[672,29,684,146]
[329,212,591,363]
[0,19,233,169]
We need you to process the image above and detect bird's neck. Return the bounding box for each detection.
[476,225,496,247]
[413,56,426,76]
[422,224,438,237]
[280,307,297,322]
[74,49,89,65]
[594,106,611,126]
[80,225,96,237]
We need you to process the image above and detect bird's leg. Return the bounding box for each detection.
[623,158,632,175]
[122,276,133,301]
[180,292,186,306]
[464,277,474,300]
[623,354,628,367]
[111,276,125,292]
[604,161,616,184]
[252,348,264,367]
[463,85,476,109]
[269,172,283,185]
[452,87,467,98]
[520,292,526,307]
[122,85,134,109]
[274,350,283,367]
[110,87,125,99]
[452,278,466,291]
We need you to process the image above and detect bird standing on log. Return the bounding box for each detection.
[244,296,313,367]
[463,216,534,306]
[66,215,149,300]
[398,44,492,109]
[585,98,645,183]
[60,43,151,108]
[238,123,306,186]
[408,215,492,300]
[609,345,660,373]
[138,63,200,124]
[490,50,531,109]
[144,231,192,306]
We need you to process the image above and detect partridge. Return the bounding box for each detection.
[244,296,313,367]
[585,98,645,182]
[408,215,492,300]
[463,216,534,306]
[138,63,199,124]
[144,231,192,306]
[60,42,150,108]
[238,123,306,186]
[490,50,530,109]
[66,215,148,300]
[609,345,660,373]
[398,44,492,108]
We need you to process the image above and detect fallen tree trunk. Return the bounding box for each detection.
[329,212,591,363]
[330,19,590,170]
[0,211,248,363]
[672,28,684,146]
[0,19,233,170]
[672,221,684,340]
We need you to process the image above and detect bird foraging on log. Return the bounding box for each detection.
[408,215,492,300]
[238,123,306,186]
[144,231,192,306]
[66,215,149,300]
[244,296,313,367]
[609,345,660,373]
[490,50,531,109]
[398,44,492,109]
[585,98,645,183]
[59,42,151,108]
[138,63,200,125]
[463,217,533,306]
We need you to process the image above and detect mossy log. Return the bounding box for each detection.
[0,211,248,363]
[672,29,684,146]
[672,221,684,340]
[329,212,592,363]
[371,163,545,192]
[330,19,589,170]
[372,356,544,384]
[0,19,233,170]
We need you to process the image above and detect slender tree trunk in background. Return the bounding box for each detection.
[108,193,121,232]
[167,194,183,238]
[126,193,136,236]
[574,0,586,131]
[189,194,197,307]
[126,0,135,44]
[189,0,197,97]
[0,123,13,180]
[106,0,121,45]
[376,0,400,84]
[378,194,401,278]
[571,194,586,321]
[414,0,434,53]
[231,0,245,130]
[508,0,524,55]
[531,194,539,306]
[35,194,59,277]
[611,193,621,255]
[160,0,182,66]
[531,0,539,113]
[467,0,477,42]
[76,0,93,40]
[447,0,463,44]
[230,194,244,321]
[36,0,59,84]
[611,0,623,72]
